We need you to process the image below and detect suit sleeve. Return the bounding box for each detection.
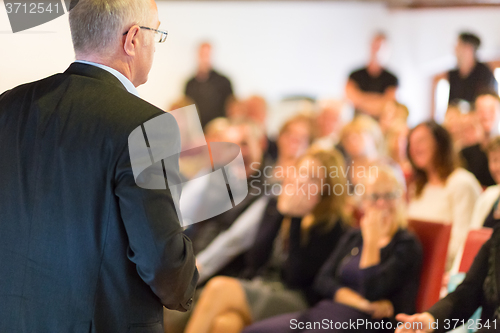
[428,239,490,333]
[114,115,198,312]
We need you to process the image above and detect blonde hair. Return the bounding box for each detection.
[69,0,152,57]
[204,117,230,138]
[486,136,500,153]
[280,148,350,245]
[341,115,386,156]
[279,113,316,144]
[364,164,407,232]
[304,148,350,228]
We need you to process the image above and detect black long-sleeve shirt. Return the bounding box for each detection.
[241,198,346,303]
[313,228,423,315]
[429,229,499,333]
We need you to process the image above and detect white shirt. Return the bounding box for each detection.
[74,60,140,97]
[408,168,482,270]
[196,195,271,284]
[450,184,500,274]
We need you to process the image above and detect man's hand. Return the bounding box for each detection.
[395,312,435,333]
[369,300,394,319]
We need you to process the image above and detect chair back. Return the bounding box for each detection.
[408,219,451,313]
[458,228,493,273]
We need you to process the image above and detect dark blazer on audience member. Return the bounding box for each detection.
[0,63,198,333]
[428,227,500,333]
[240,198,347,301]
[313,228,423,315]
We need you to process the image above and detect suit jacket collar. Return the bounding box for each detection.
[64,62,128,92]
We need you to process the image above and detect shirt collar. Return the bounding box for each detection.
[74,60,140,98]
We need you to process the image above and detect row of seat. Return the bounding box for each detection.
[408,220,492,313]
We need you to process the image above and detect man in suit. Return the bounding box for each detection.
[0,0,198,332]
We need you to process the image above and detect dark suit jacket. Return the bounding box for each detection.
[0,63,198,333]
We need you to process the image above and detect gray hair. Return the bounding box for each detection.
[69,0,152,57]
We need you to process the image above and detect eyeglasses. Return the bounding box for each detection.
[122,26,168,43]
[365,192,401,202]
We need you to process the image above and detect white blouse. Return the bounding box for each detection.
[408,168,482,270]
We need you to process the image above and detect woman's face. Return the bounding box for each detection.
[363,179,401,237]
[408,125,436,170]
[278,121,311,160]
[296,156,325,198]
[488,149,500,184]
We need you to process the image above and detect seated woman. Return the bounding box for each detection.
[396,227,500,333]
[407,121,481,270]
[243,165,423,333]
[183,149,350,333]
[337,115,404,221]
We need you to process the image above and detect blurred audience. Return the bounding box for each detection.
[226,96,247,120]
[184,150,350,333]
[466,136,500,230]
[185,42,234,129]
[339,115,386,184]
[194,114,314,285]
[407,121,481,270]
[346,32,398,119]
[245,95,279,162]
[450,136,500,275]
[385,122,412,184]
[448,32,497,105]
[311,100,343,150]
[460,92,500,187]
[184,118,269,254]
[244,165,422,333]
[379,100,409,136]
[272,114,315,183]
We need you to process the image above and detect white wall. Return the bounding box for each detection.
[2,1,500,130]
[387,7,500,126]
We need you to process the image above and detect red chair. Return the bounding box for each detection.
[458,228,493,273]
[408,220,451,313]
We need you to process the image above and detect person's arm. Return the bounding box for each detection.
[345,79,395,117]
[114,114,198,312]
[396,238,491,333]
[196,196,270,283]
[312,231,356,300]
[428,237,490,332]
[359,236,422,302]
[448,173,482,268]
[334,287,372,314]
[282,216,343,288]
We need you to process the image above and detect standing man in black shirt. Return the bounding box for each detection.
[346,32,399,119]
[185,42,234,129]
[448,32,498,104]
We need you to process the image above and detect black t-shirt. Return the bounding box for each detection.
[185,69,233,129]
[460,143,496,187]
[348,67,398,94]
[448,62,497,104]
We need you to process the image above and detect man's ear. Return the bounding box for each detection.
[123,25,140,56]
